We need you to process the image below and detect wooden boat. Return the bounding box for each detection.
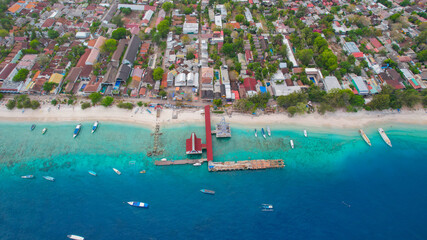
[290,140,294,149]
[378,128,392,147]
[43,176,55,182]
[254,129,257,138]
[267,126,271,137]
[200,189,215,195]
[304,129,308,137]
[139,170,146,174]
[91,121,99,133]
[31,124,36,131]
[127,201,149,208]
[88,171,97,176]
[73,124,82,138]
[261,128,266,139]
[42,128,47,135]
[67,235,84,240]
[113,168,121,175]
[359,129,371,146]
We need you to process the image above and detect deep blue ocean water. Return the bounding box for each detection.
[0,122,426,240]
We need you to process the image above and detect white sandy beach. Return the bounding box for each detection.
[0,104,427,129]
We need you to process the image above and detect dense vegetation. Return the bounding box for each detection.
[6,95,40,110]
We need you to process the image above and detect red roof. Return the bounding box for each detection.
[204,105,213,161]
[369,38,382,49]
[76,49,91,67]
[42,18,55,28]
[243,77,256,91]
[185,132,203,154]
[352,52,364,58]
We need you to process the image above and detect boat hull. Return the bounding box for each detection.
[21,175,34,179]
[67,235,84,240]
[43,176,55,182]
[113,168,121,175]
[359,129,371,146]
[378,128,392,147]
[88,171,97,176]
[200,189,215,195]
[127,201,149,208]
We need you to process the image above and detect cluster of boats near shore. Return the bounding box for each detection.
[30,121,99,138]
[359,128,392,147]
[254,126,309,149]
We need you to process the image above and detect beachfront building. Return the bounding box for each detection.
[48,73,64,95]
[349,74,369,95]
[122,35,142,66]
[323,76,342,92]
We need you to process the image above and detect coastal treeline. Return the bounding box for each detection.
[233,86,427,116]
[6,95,40,110]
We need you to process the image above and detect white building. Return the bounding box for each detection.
[183,22,198,34]
[323,76,342,92]
[214,15,222,28]
[175,73,186,86]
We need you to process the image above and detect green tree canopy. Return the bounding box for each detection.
[0,29,8,37]
[162,2,173,12]
[296,49,313,66]
[111,28,127,40]
[235,14,245,23]
[12,69,29,82]
[47,29,59,39]
[89,92,103,105]
[153,67,164,81]
[101,96,114,107]
[101,39,117,53]
[120,7,132,15]
[157,20,170,38]
[29,39,40,49]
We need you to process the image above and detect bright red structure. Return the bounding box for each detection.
[204,105,213,161]
[186,133,202,154]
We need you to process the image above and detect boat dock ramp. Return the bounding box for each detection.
[155,159,207,166]
[208,160,284,172]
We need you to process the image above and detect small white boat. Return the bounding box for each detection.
[67,235,84,240]
[193,162,201,166]
[127,201,149,208]
[261,204,274,211]
[359,129,371,146]
[254,129,257,138]
[113,168,121,175]
[91,121,99,133]
[267,126,271,137]
[42,128,47,135]
[304,129,307,137]
[88,171,97,176]
[378,128,392,147]
[43,176,55,182]
[261,128,266,139]
[73,124,82,138]
[21,175,34,179]
[290,140,294,149]
[161,158,167,161]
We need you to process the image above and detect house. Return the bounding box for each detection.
[116,64,131,82]
[305,68,323,84]
[0,63,18,81]
[349,74,369,95]
[7,3,22,15]
[111,39,128,63]
[214,15,222,28]
[175,72,186,86]
[378,70,405,89]
[400,68,421,89]
[122,35,142,66]
[155,9,166,26]
[83,76,102,93]
[323,76,342,92]
[139,42,150,56]
[79,65,93,81]
[64,67,82,93]
[129,67,143,89]
[183,15,198,34]
[48,73,64,94]
[141,10,154,26]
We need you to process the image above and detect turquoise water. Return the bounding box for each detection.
[0,122,426,239]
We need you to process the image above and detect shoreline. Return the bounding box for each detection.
[0,105,427,130]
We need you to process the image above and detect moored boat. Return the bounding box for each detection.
[42,128,47,135]
[378,128,392,147]
[304,129,307,137]
[127,201,149,208]
[267,126,271,137]
[31,124,36,131]
[21,175,34,179]
[67,235,84,240]
[146,109,152,114]
[43,176,55,182]
[139,170,146,174]
[91,121,99,133]
[88,171,97,176]
[193,162,201,166]
[113,168,121,175]
[73,124,82,138]
[254,129,257,138]
[200,189,215,195]
[290,140,294,149]
[161,158,167,161]
[261,128,266,139]
[359,129,371,146]
[261,204,274,211]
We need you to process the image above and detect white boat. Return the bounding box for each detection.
[359,129,371,146]
[290,140,294,149]
[304,129,307,137]
[193,162,201,166]
[267,126,271,137]
[254,129,257,138]
[261,204,274,211]
[21,175,34,179]
[161,158,167,161]
[43,176,55,182]
[42,128,47,135]
[91,121,99,133]
[127,201,149,208]
[67,235,84,240]
[113,168,121,175]
[378,128,392,147]
[88,171,97,176]
[73,124,82,138]
[261,128,266,139]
